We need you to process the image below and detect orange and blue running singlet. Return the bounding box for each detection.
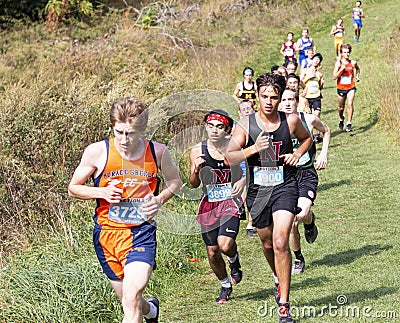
[92,138,159,280]
[93,138,159,228]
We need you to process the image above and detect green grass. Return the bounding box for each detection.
[1,0,400,322]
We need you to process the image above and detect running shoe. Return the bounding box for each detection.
[314,133,323,143]
[216,286,232,304]
[246,228,257,238]
[339,119,344,131]
[274,282,281,305]
[346,123,353,132]
[278,302,294,323]
[144,297,159,323]
[291,259,305,275]
[304,211,318,244]
[229,254,243,284]
[354,35,358,43]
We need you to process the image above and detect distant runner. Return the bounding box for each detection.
[295,28,316,73]
[280,32,297,65]
[330,18,345,57]
[284,60,298,76]
[233,67,258,109]
[332,44,360,132]
[237,100,257,238]
[300,53,324,141]
[352,1,365,42]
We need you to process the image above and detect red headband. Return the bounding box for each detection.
[205,114,230,128]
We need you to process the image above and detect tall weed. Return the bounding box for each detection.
[377,27,400,141]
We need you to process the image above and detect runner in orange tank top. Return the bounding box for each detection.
[68,97,181,323]
[333,43,360,132]
[95,137,160,228]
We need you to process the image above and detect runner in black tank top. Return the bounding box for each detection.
[190,110,245,304]
[246,111,297,190]
[226,73,312,322]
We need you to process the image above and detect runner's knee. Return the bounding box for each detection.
[273,236,290,253]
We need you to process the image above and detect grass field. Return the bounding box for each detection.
[1,0,400,322]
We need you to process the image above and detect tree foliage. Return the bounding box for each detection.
[0,0,48,27]
[44,0,94,31]
[0,0,97,29]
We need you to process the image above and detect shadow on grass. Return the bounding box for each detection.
[317,179,351,192]
[327,114,377,140]
[309,244,392,267]
[235,276,330,301]
[321,108,337,116]
[354,116,378,134]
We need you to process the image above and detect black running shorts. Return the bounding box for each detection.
[246,179,299,229]
[201,216,240,246]
[296,167,318,203]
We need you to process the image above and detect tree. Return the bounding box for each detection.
[45,0,94,31]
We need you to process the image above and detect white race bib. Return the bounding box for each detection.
[206,183,232,202]
[254,166,284,187]
[109,198,146,224]
[340,75,352,85]
[308,85,319,94]
[297,152,311,166]
[285,48,294,56]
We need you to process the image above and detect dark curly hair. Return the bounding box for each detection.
[256,72,287,99]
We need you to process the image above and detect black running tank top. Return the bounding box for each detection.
[245,112,296,185]
[199,141,241,195]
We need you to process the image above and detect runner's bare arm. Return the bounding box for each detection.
[332,61,345,79]
[140,143,181,219]
[354,61,360,81]
[68,142,123,203]
[154,143,182,205]
[189,144,205,188]
[294,39,302,52]
[232,82,242,103]
[231,176,246,198]
[310,115,331,170]
[319,73,325,90]
[280,43,285,56]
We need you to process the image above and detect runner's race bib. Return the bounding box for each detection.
[109,198,146,224]
[335,32,343,37]
[308,85,319,94]
[285,48,294,56]
[295,149,311,166]
[340,75,352,85]
[206,183,232,202]
[254,166,284,187]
